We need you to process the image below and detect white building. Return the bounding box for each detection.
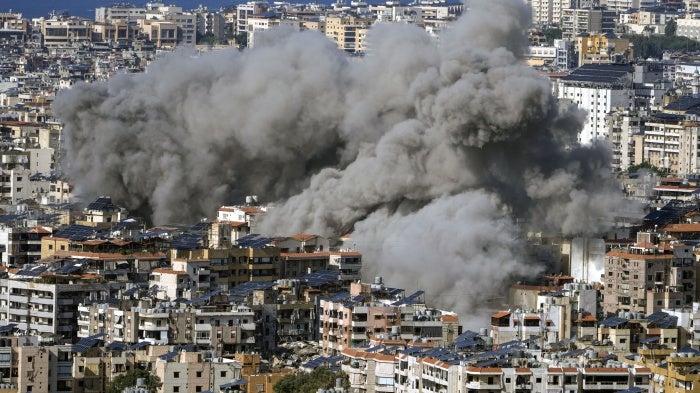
[95,5,147,22]
[556,64,634,144]
[603,0,659,12]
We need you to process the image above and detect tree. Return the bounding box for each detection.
[274,368,349,393]
[107,369,162,393]
[543,27,562,45]
[665,19,677,37]
[621,33,700,59]
[627,161,666,175]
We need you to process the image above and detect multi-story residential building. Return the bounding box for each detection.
[279,250,361,284]
[556,64,634,144]
[195,8,227,40]
[95,5,147,22]
[246,14,281,48]
[324,15,372,53]
[40,16,94,48]
[603,240,697,315]
[630,347,698,392]
[236,2,270,35]
[0,225,50,266]
[341,345,654,393]
[92,20,140,44]
[603,0,659,12]
[606,110,640,172]
[677,16,700,41]
[77,300,258,355]
[136,19,179,48]
[529,0,579,26]
[634,113,700,175]
[0,274,114,339]
[560,8,616,40]
[575,34,633,66]
[319,281,459,356]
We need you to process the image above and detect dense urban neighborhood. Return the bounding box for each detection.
[5,0,700,392]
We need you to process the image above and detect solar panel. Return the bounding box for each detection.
[129,341,151,350]
[171,233,204,250]
[220,379,248,388]
[393,290,425,306]
[86,197,118,211]
[476,355,513,367]
[159,350,179,361]
[679,346,700,355]
[72,333,104,353]
[456,330,480,341]
[186,288,223,305]
[616,387,646,393]
[106,342,128,351]
[647,311,668,323]
[330,292,350,302]
[600,317,628,327]
[54,224,100,241]
[230,281,276,297]
[0,323,16,334]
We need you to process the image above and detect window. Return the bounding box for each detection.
[221,371,227,378]
[173,387,179,393]
[196,387,202,392]
[173,372,180,378]
[196,371,202,378]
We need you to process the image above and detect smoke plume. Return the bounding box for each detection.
[54,0,626,318]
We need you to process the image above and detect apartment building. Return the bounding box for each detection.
[40,16,93,48]
[236,2,270,35]
[606,109,640,172]
[341,345,653,393]
[320,282,458,356]
[603,240,697,315]
[556,64,634,144]
[95,5,147,22]
[575,34,633,66]
[0,225,50,267]
[280,250,361,284]
[630,347,698,392]
[77,300,258,355]
[529,0,576,26]
[136,19,179,48]
[603,0,659,12]
[560,8,616,40]
[0,275,113,339]
[324,15,371,53]
[635,114,700,175]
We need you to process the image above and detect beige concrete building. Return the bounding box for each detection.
[324,15,371,53]
[137,19,179,48]
[40,16,93,47]
[634,115,700,175]
[603,242,697,315]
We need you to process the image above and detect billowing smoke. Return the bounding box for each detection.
[54,0,626,318]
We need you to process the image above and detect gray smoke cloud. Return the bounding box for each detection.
[54,0,626,319]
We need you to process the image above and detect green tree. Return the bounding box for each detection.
[665,19,677,37]
[621,33,700,59]
[543,27,562,45]
[628,161,666,175]
[274,368,349,393]
[107,369,162,393]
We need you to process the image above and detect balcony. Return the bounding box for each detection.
[466,381,502,390]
